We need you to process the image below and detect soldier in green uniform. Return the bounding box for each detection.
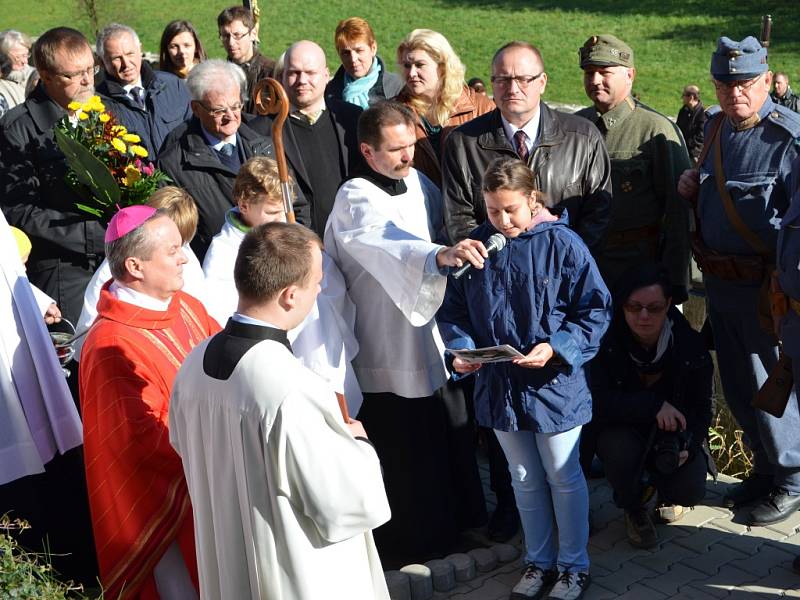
[577,35,691,303]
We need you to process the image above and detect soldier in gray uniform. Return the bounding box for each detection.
[678,36,800,526]
[577,35,691,301]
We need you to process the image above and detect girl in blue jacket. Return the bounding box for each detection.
[438,157,611,600]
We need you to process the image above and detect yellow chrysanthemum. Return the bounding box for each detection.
[130,145,149,158]
[124,165,141,185]
[78,112,89,121]
[67,101,82,112]
[122,133,141,143]
[112,126,128,136]
[111,138,127,153]
[99,114,111,123]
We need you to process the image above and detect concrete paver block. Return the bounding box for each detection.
[467,547,497,572]
[445,578,510,600]
[588,518,627,551]
[616,582,668,599]
[385,570,411,600]
[678,542,748,575]
[673,527,729,553]
[638,563,706,596]
[631,542,698,574]
[444,553,476,582]
[763,510,800,536]
[590,539,653,572]
[425,559,456,592]
[688,565,764,597]
[593,562,659,595]
[400,564,433,600]
[490,542,519,563]
[665,505,729,528]
[580,582,618,600]
[727,543,794,577]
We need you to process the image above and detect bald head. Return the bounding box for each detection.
[682,84,700,108]
[283,40,330,112]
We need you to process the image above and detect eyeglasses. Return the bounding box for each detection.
[57,65,100,82]
[490,73,544,88]
[711,76,761,93]
[197,101,244,118]
[219,29,252,42]
[623,301,668,314]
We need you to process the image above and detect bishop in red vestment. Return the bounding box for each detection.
[80,206,220,599]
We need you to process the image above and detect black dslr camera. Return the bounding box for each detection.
[651,430,693,475]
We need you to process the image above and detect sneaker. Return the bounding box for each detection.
[510,564,558,599]
[546,571,591,600]
[721,473,773,508]
[625,508,658,549]
[655,504,690,523]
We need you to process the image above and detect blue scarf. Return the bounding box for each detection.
[342,58,380,109]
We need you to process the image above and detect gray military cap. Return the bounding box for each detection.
[710,36,768,82]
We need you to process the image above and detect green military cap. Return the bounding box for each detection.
[579,34,634,69]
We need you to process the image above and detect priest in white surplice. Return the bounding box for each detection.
[324,101,489,561]
[169,222,391,600]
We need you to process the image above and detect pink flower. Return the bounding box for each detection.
[141,162,155,176]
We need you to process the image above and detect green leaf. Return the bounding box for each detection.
[74,203,105,218]
[54,126,121,207]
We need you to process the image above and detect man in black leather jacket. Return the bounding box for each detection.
[442,41,611,252]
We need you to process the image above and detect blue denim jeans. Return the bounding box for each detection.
[494,426,589,572]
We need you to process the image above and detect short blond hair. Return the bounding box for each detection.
[233,157,293,207]
[147,186,198,243]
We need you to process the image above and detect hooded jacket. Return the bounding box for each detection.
[437,214,612,433]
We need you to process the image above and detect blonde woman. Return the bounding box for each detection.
[395,29,494,186]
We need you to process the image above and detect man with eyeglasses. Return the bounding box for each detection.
[678,36,800,526]
[158,59,305,261]
[217,5,275,114]
[0,27,114,324]
[442,40,611,252]
[576,35,691,302]
[95,23,192,156]
[0,23,105,588]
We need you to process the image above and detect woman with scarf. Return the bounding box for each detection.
[591,264,714,550]
[394,29,494,187]
[325,17,403,109]
[0,30,35,115]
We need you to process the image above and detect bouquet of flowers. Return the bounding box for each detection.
[54,95,170,222]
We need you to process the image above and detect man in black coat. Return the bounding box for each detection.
[95,23,192,156]
[158,59,305,261]
[442,41,611,253]
[0,27,109,323]
[676,85,706,164]
[250,40,363,237]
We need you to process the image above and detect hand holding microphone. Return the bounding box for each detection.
[439,233,507,280]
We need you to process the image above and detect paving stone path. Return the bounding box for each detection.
[436,473,800,599]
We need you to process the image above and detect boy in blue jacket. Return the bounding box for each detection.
[438,157,611,600]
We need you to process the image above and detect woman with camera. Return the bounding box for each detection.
[591,264,715,549]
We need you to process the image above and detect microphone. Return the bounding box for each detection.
[452,233,507,280]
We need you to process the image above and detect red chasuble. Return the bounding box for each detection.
[79,284,220,599]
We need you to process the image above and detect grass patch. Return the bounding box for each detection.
[8,1,800,115]
[0,518,101,600]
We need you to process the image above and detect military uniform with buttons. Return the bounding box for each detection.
[577,35,692,299]
[689,36,800,524]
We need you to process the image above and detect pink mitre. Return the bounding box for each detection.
[105,205,157,243]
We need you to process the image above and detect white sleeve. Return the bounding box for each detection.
[325,181,446,326]
[274,388,390,543]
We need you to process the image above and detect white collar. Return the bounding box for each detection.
[231,312,281,330]
[122,81,144,93]
[109,281,171,311]
[201,126,237,150]
[501,107,541,152]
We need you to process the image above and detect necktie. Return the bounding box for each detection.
[215,143,241,172]
[129,86,145,109]
[514,130,529,163]
[218,143,234,157]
